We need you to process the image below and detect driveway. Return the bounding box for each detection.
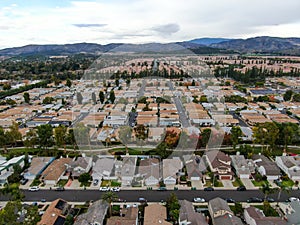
[221,180,234,189]
[240,178,258,190]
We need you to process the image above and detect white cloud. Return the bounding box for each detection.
[0,0,300,48]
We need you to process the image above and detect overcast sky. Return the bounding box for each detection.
[0,0,300,49]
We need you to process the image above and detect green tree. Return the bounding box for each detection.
[66,128,77,150]
[7,164,22,184]
[66,78,72,88]
[283,90,293,101]
[102,191,118,217]
[24,129,37,149]
[0,126,8,152]
[109,90,115,103]
[253,122,279,153]
[42,96,54,104]
[37,124,54,149]
[78,173,92,187]
[54,125,68,148]
[231,126,242,150]
[0,201,40,225]
[23,92,30,104]
[99,91,105,104]
[3,83,11,90]
[200,129,211,148]
[260,183,275,201]
[5,122,22,147]
[115,79,119,87]
[166,193,180,222]
[1,183,24,201]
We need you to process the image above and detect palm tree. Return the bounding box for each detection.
[260,183,276,201]
[102,191,118,217]
[276,183,290,206]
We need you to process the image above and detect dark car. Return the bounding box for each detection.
[204,187,214,191]
[225,198,236,203]
[20,178,28,185]
[266,197,275,202]
[93,179,99,186]
[55,186,65,191]
[157,187,167,191]
[237,186,246,191]
[247,197,263,203]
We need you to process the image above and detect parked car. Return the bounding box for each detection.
[289,197,300,202]
[237,186,246,191]
[99,187,110,191]
[20,178,28,185]
[29,186,40,192]
[266,197,275,202]
[93,179,99,186]
[111,187,120,192]
[41,199,46,203]
[225,198,236,203]
[157,187,167,191]
[204,187,214,191]
[55,186,65,191]
[193,197,205,203]
[247,197,263,203]
[138,197,147,203]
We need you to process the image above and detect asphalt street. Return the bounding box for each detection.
[2,189,298,203]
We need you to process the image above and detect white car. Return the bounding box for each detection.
[111,187,120,192]
[99,187,110,191]
[29,186,40,192]
[193,197,205,203]
[289,197,300,202]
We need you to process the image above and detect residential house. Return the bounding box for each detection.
[139,158,160,186]
[208,197,243,225]
[0,155,25,185]
[40,158,72,185]
[92,157,115,181]
[103,111,128,127]
[244,206,287,225]
[163,157,183,185]
[205,150,233,180]
[179,200,208,225]
[121,155,137,187]
[106,206,138,225]
[74,200,108,225]
[23,157,55,180]
[148,127,165,142]
[185,155,205,181]
[252,155,281,180]
[68,156,93,179]
[144,204,172,225]
[275,156,300,181]
[38,199,71,225]
[230,154,255,179]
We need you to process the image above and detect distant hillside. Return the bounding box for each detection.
[1,36,300,56]
[189,38,233,45]
[0,42,228,56]
[211,36,300,55]
[0,43,122,56]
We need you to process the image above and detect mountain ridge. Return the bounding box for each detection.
[1,36,300,56]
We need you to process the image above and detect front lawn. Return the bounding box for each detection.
[232,178,244,187]
[100,180,121,187]
[252,180,269,187]
[57,179,68,187]
[281,179,294,188]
